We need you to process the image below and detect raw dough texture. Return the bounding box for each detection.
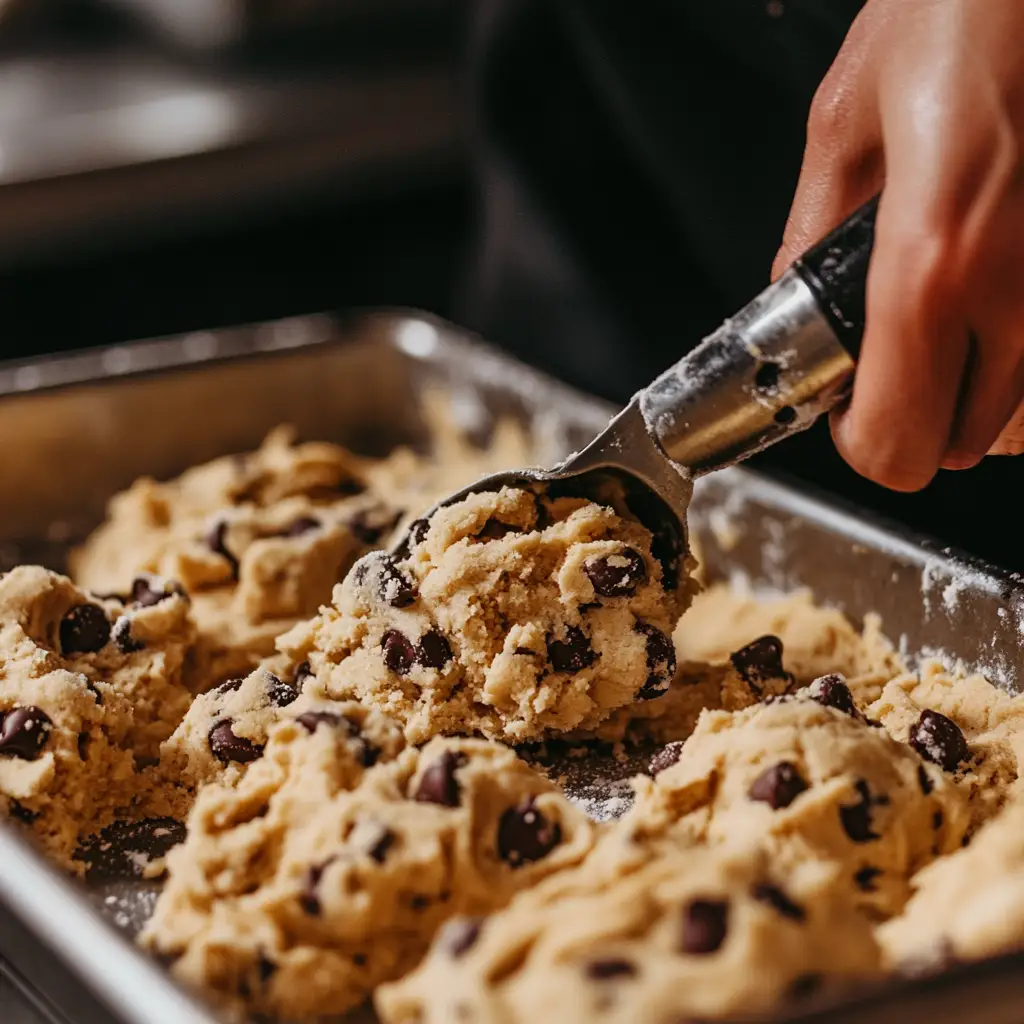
[72,427,399,687]
[301,486,691,744]
[629,684,971,917]
[377,836,881,1024]
[0,566,195,868]
[143,730,595,1019]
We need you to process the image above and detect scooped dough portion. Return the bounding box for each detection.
[376,837,881,1024]
[303,486,692,744]
[630,682,972,917]
[143,731,595,1019]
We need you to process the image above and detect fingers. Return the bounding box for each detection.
[990,401,1024,456]
[772,14,886,280]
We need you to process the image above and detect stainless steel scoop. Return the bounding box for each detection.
[394,197,879,587]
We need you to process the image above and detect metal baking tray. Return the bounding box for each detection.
[1,310,1024,1024]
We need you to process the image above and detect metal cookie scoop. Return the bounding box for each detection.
[394,197,879,585]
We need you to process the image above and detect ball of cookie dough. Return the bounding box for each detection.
[306,486,690,744]
[158,662,405,800]
[879,799,1024,970]
[143,733,596,1019]
[71,427,401,687]
[629,682,972,917]
[376,839,882,1024]
[867,661,1024,832]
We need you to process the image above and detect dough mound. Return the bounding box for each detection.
[630,684,971,917]
[377,838,881,1024]
[143,731,595,1019]
[879,799,1024,969]
[304,486,689,744]
[71,427,399,687]
[0,566,195,868]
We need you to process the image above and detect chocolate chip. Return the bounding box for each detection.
[547,625,597,674]
[257,955,277,984]
[112,617,144,654]
[839,779,883,843]
[85,681,103,706]
[440,917,484,958]
[584,548,648,597]
[650,741,684,777]
[265,674,298,707]
[296,711,343,733]
[730,635,789,694]
[9,800,38,824]
[497,797,562,866]
[854,866,882,892]
[409,894,431,911]
[130,575,183,608]
[417,629,453,670]
[349,508,402,545]
[513,646,535,656]
[0,707,52,760]
[216,677,245,695]
[752,883,805,922]
[748,762,808,810]
[409,518,430,547]
[910,710,969,772]
[382,629,417,675]
[335,473,366,497]
[917,764,934,795]
[281,516,320,538]
[414,751,465,807]
[74,817,186,882]
[623,487,681,590]
[681,899,728,954]
[293,661,313,690]
[208,720,263,764]
[300,859,334,916]
[933,809,944,830]
[634,622,676,699]
[59,604,110,655]
[477,519,521,541]
[205,519,239,578]
[585,959,637,980]
[78,732,90,760]
[377,556,416,608]
[808,674,858,716]
[367,826,396,864]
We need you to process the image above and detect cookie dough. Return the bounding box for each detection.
[71,427,399,688]
[0,566,195,868]
[879,799,1024,969]
[629,681,971,917]
[143,731,595,1019]
[377,837,881,1024]
[298,485,690,744]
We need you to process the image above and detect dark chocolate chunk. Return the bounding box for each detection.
[296,711,343,733]
[408,518,430,547]
[112,617,144,654]
[752,883,805,922]
[909,710,969,772]
[78,732,90,760]
[917,764,934,795]
[335,473,366,497]
[216,677,245,695]
[85,680,104,706]
[257,954,277,984]
[933,809,944,830]
[377,556,416,608]
[414,751,465,807]
[649,741,684,777]
[265,674,298,707]
[730,635,790,694]
[513,646,536,656]
[585,959,637,980]
[681,899,729,954]
[367,825,396,864]
[584,548,648,597]
[349,508,402,545]
[130,575,183,608]
[74,817,186,882]
[808,674,858,716]
[634,621,676,700]
[293,661,313,690]
[300,859,334,916]
[9,800,38,824]
[748,762,808,810]
[205,519,239,578]
[208,720,263,764]
[854,866,882,892]
[477,519,521,541]
[497,797,562,866]
[440,916,484,958]
[417,629,453,670]
[0,707,52,760]
[839,779,884,843]
[547,625,597,674]
[281,516,320,538]
[382,629,417,675]
[59,604,110,655]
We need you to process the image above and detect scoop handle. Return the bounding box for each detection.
[793,194,879,357]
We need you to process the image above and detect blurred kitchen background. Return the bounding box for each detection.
[0,0,468,356]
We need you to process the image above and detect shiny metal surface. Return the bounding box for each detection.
[640,268,854,475]
[0,311,1022,1024]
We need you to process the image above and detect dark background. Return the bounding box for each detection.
[1,0,1018,571]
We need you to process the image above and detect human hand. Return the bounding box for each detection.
[773,0,1024,491]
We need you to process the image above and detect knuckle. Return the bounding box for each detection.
[838,418,936,492]
[807,74,855,145]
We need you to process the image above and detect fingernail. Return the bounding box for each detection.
[941,454,983,471]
